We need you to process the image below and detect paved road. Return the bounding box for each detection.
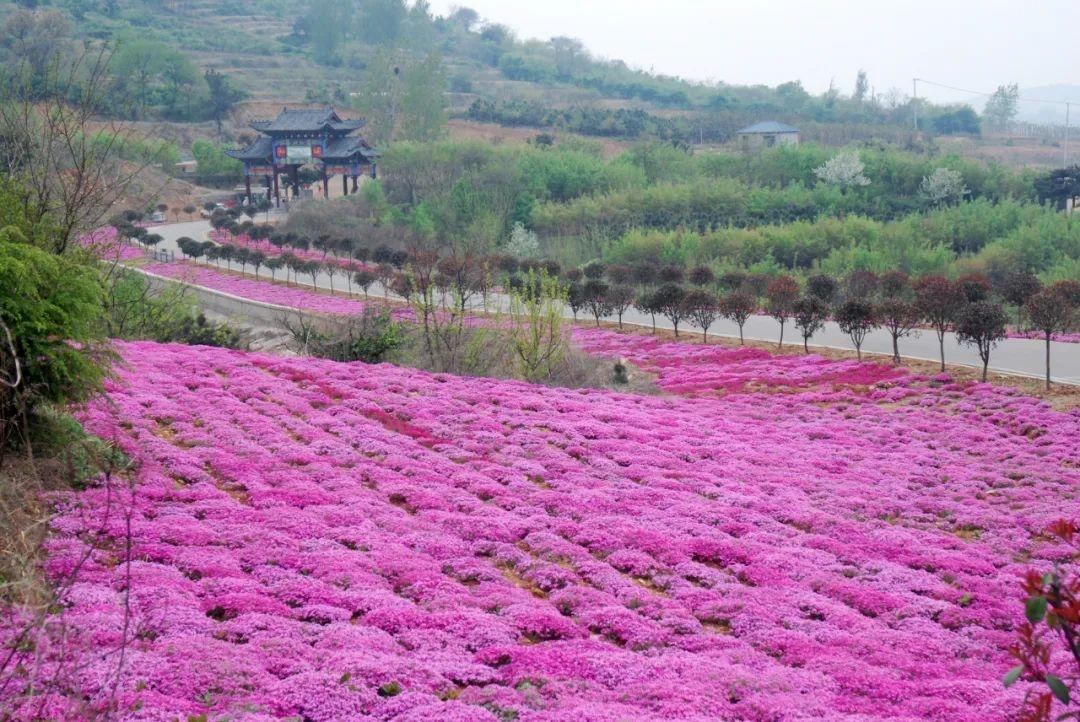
[145,220,1080,385]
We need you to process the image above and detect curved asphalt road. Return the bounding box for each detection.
[145,220,1080,385]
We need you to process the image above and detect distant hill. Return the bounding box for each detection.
[0,0,984,148]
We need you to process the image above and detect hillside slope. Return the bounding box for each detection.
[4,335,1077,719]
[0,0,971,149]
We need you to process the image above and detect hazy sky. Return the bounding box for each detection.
[427,0,1080,105]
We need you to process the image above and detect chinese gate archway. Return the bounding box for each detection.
[226,106,379,208]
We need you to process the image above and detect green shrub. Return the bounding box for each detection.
[0,230,107,442]
[103,269,246,349]
[284,308,404,364]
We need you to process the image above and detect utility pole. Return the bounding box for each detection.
[912,78,918,131]
[1065,102,1071,167]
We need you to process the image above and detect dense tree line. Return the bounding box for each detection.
[0,8,247,124]
[559,263,1077,385]
[185,208,1079,386]
[599,197,1080,282]
[467,99,711,143]
[359,139,1076,281]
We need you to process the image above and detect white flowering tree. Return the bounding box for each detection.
[506,222,540,258]
[814,152,870,192]
[920,167,968,206]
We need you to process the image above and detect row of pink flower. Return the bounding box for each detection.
[78,226,145,262]
[209,229,372,273]
[1007,329,1080,344]
[141,261,1058,396]
[572,327,907,394]
[143,262,412,321]
[3,335,1077,719]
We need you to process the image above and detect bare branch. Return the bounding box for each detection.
[0,319,20,390]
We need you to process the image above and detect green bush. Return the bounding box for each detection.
[0,230,107,439]
[285,308,404,364]
[103,269,246,349]
[192,140,244,187]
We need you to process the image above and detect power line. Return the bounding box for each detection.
[914,77,1074,164]
[914,78,1079,107]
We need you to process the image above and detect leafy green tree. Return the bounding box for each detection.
[766,275,800,348]
[654,283,688,335]
[983,83,1019,130]
[720,291,755,345]
[204,68,246,134]
[955,300,1007,381]
[160,52,205,119]
[853,69,869,104]
[192,140,243,186]
[103,269,243,348]
[1033,165,1080,210]
[683,289,719,342]
[400,52,447,142]
[0,229,106,441]
[793,295,829,353]
[931,107,980,135]
[306,0,352,65]
[448,6,480,31]
[633,289,659,332]
[109,39,172,119]
[835,298,878,361]
[606,285,635,328]
[507,270,568,382]
[997,271,1042,327]
[361,0,408,45]
[550,36,587,80]
[0,8,72,96]
[356,47,407,143]
[1024,288,1076,389]
[581,278,611,327]
[878,297,920,364]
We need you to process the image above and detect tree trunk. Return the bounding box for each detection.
[702,327,707,343]
[856,344,862,361]
[777,321,784,349]
[938,330,946,372]
[1045,333,1052,390]
[739,325,744,345]
[803,336,809,354]
[892,333,901,364]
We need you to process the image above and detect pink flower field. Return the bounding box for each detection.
[79,226,145,263]
[571,328,907,394]
[4,336,1079,721]
[144,262,410,318]
[1007,329,1080,344]
[209,229,372,273]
